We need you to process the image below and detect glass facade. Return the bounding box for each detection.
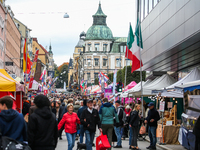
[141,0,161,21]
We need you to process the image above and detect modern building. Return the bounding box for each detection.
[81,2,130,85]
[140,0,200,78]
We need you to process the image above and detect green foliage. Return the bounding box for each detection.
[95,78,99,85]
[54,63,69,88]
[108,73,114,82]
[115,65,146,85]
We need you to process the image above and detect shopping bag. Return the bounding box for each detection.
[139,124,146,135]
[96,132,111,150]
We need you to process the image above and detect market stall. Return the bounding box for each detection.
[0,69,24,113]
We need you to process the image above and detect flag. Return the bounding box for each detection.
[98,73,102,87]
[113,69,117,96]
[80,79,84,89]
[40,66,47,80]
[23,38,32,73]
[29,49,39,89]
[84,80,87,89]
[125,21,143,72]
[51,77,58,86]
[101,72,109,82]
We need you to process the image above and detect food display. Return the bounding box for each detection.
[181,113,197,130]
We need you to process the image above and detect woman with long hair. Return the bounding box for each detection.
[129,104,141,150]
[58,104,80,150]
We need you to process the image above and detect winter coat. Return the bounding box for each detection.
[145,108,160,127]
[73,104,81,114]
[80,108,101,132]
[58,103,65,122]
[22,101,31,116]
[28,106,58,150]
[194,116,200,138]
[99,102,119,125]
[129,110,140,127]
[0,109,27,142]
[58,112,80,134]
[115,106,125,127]
[77,105,87,118]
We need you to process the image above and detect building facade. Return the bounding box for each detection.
[140,0,200,78]
[48,43,54,71]
[81,2,129,85]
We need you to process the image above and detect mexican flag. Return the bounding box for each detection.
[125,19,143,72]
[80,80,84,89]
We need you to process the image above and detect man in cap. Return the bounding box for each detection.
[80,99,101,150]
[144,102,160,150]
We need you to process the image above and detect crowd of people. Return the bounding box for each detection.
[0,93,162,150]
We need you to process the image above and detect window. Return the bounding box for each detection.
[149,0,153,12]
[103,44,107,52]
[88,44,91,51]
[153,0,158,7]
[94,59,99,66]
[87,73,90,80]
[126,59,131,66]
[87,59,91,66]
[103,59,107,66]
[94,73,98,79]
[144,0,148,18]
[120,45,126,53]
[78,49,81,53]
[116,59,121,67]
[95,43,99,51]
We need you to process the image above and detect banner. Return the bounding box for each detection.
[29,49,39,89]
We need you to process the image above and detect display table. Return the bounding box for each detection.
[178,127,195,150]
[164,125,180,144]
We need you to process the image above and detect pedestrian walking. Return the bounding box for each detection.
[77,99,88,143]
[28,95,58,150]
[22,96,31,116]
[99,98,119,150]
[144,102,160,150]
[93,100,99,111]
[58,103,81,150]
[74,101,81,113]
[80,99,102,150]
[129,104,141,150]
[114,100,125,148]
[0,96,27,142]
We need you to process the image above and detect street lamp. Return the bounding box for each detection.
[63,13,69,18]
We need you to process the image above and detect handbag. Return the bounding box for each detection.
[96,132,111,150]
[139,124,146,135]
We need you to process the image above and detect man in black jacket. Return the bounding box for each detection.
[80,99,101,150]
[145,102,160,150]
[114,100,125,148]
[28,95,58,150]
[77,99,88,143]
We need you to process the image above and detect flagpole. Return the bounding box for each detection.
[25,37,28,95]
[137,0,144,117]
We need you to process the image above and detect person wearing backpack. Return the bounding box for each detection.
[114,100,126,148]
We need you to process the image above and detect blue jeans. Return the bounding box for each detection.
[114,126,122,146]
[85,130,95,150]
[129,126,133,145]
[148,126,157,147]
[66,133,76,150]
[80,125,85,143]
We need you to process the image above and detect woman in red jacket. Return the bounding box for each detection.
[58,103,80,150]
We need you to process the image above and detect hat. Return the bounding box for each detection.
[126,105,130,109]
[22,96,28,99]
[115,100,120,104]
[87,99,93,103]
[148,102,154,107]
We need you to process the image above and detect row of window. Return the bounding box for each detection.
[86,73,106,81]
[141,0,161,21]
[85,59,131,67]
[88,43,108,52]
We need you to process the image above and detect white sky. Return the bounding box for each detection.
[6,0,136,66]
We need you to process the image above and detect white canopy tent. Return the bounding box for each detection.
[175,80,200,89]
[161,68,200,97]
[132,74,176,97]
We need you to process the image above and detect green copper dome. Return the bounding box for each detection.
[85,2,113,41]
[85,25,113,40]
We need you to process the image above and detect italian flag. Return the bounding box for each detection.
[125,19,143,72]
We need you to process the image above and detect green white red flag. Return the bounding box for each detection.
[125,20,143,72]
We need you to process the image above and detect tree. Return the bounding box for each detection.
[108,73,114,82]
[95,78,99,85]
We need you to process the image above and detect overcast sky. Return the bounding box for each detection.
[6,0,136,66]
